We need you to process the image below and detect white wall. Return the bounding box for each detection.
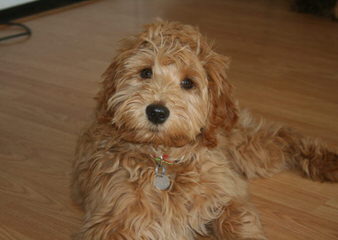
[0,0,38,11]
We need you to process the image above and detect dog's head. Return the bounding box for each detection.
[97,21,238,147]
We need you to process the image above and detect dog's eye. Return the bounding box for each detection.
[181,78,194,90]
[140,68,152,79]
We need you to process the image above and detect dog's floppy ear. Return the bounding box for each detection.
[95,38,138,123]
[202,52,238,148]
[95,61,118,123]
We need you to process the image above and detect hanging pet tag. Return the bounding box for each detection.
[154,165,171,191]
[154,174,171,191]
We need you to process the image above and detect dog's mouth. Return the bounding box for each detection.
[117,124,191,147]
[149,127,160,133]
[148,122,167,133]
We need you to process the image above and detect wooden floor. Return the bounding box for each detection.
[0,0,337,239]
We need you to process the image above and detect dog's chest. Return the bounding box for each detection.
[132,158,234,238]
[100,147,245,239]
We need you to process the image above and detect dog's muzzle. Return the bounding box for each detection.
[146,104,170,124]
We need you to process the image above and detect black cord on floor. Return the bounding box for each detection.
[0,22,32,42]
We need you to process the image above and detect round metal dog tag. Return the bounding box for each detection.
[154,175,171,191]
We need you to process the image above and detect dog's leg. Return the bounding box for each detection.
[225,112,338,181]
[74,191,151,240]
[72,154,171,240]
[276,126,338,181]
[212,200,266,240]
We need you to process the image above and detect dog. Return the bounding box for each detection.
[72,21,338,240]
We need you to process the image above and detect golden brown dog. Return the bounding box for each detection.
[72,21,338,240]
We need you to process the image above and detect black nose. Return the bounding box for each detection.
[146,104,170,124]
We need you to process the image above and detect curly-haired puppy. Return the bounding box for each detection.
[72,21,338,240]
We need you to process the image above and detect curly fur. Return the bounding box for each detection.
[72,21,338,240]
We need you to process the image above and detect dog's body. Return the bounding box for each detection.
[72,21,338,240]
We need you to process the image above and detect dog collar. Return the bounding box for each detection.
[153,154,178,165]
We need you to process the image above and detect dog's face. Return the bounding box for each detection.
[97,22,238,147]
